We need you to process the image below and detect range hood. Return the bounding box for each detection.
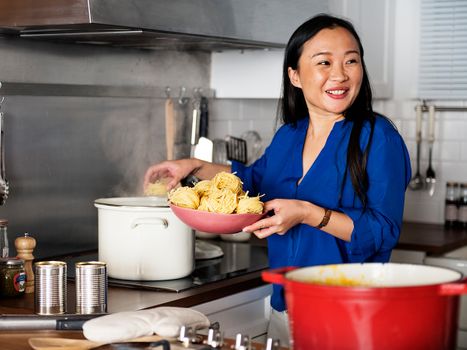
[0,0,327,51]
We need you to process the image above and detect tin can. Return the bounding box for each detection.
[75,261,107,314]
[0,257,26,297]
[34,261,67,315]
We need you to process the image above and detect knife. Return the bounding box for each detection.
[0,313,105,330]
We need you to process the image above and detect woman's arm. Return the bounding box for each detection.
[243,199,354,241]
[144,158,230,191]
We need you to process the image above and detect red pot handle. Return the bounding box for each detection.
[439,278,467,295]
[262,267,298,285]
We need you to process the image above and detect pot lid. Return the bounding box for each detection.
[95,196,169,208]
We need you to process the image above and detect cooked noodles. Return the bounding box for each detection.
[236,194,264,214]
[211,171,243,194]
[193,180,212,197]
[144,180,168,196]
[205,188,238,214]
[168,186,200,209]
[169,171,264,214]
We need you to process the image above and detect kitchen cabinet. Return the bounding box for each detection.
[193,285,272,343]
[328,0,395,99]
[210,1,328,99]
[211,0,394,99]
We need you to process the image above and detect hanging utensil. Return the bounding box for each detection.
[0,110,8,205]
[190,94,201,158]
[409,105,424,190]
[164,97,175,161]
[225,135,247,164]
[193,96,213,162]
[199,96,209,139]
[425,105,436,196]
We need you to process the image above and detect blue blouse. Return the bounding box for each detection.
[232,116,412,311]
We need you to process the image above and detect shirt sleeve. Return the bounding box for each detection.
[340,132,412,262]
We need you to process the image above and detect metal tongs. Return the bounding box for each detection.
[0,107,8,205]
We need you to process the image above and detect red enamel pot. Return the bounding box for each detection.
[263,263,467,350]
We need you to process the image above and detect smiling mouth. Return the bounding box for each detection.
[326,89,348,95]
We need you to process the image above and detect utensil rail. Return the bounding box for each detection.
[0,81,215,99]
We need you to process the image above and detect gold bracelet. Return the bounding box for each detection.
[316,208,332,229]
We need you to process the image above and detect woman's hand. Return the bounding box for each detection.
[243,199,312,239]
[144,159,201,191]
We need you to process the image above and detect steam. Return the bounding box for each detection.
[99,99,166,197]
[99,98,192,197]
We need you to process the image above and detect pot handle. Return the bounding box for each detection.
[131,217,168,229]
[439,278,467,295]
[262,267,297,285]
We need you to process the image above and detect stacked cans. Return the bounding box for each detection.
[34,260,107,315]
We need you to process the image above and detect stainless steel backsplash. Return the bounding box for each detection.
[0,37,210,258]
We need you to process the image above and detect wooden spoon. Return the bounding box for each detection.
[29,335,164,350]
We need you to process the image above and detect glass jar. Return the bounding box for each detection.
[0,219,8,258]
[444,182,459,228]
[458,183,467,229]
[0,257,26,297]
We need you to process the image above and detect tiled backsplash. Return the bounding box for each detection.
[211,98,467,224]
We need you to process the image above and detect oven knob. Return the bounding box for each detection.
[178,325,195,346]
[206,326,223,348]
[234,333,250,350]
[265,338,281,350]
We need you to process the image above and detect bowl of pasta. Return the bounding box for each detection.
[167,172,265,234]
[170,204,264,234]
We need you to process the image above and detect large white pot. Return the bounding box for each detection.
[94,197,194,281]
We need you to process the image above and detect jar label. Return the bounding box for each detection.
[459,207,467,223]
[14,271,26,292]
[445,204,458,221]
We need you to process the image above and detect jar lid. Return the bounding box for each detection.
[0,218,8,226]
[446,181,459,186]
[0,257,24,266]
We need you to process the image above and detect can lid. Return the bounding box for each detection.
[0,257,24,266]
[0,218,8,226]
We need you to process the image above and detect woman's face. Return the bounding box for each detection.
[288,26,363,118]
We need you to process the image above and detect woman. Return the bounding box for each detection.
[144,14,411,345]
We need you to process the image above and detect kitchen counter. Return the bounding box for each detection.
[398,221,467,255]
[1,222,466,349]
[0,239,271,349]
[0,238,269,314]
[2,222,466,315]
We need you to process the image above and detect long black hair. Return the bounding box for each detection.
[278,13,375,206]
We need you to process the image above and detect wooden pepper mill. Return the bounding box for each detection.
[15,232,36,294]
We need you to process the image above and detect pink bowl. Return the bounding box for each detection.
[170,204,264,234]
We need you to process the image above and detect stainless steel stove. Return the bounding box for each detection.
[64,240,268,292]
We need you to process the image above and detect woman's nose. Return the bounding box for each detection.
[330,64,348,82]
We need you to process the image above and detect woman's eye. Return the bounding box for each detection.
[346,58,359,64]
[318,60,330,66]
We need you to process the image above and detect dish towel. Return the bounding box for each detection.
[82,306,210,343]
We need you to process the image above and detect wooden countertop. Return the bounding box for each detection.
[3,222,467,315]
[397,221,467,255]
[0,269,266,315]
[1,222,467,350]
